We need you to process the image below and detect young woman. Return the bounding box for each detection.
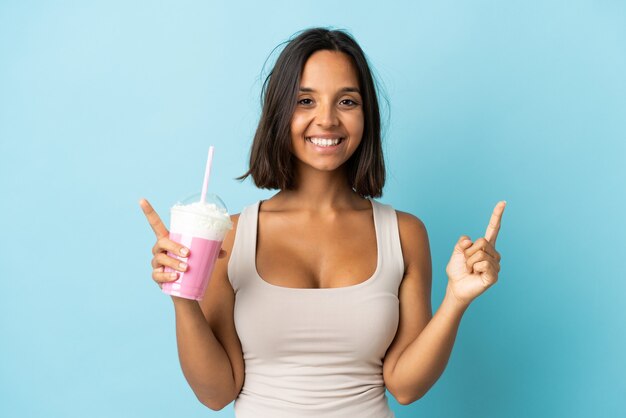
[140,27,505,418]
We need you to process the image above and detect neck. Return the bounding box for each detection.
[272,163,366,211]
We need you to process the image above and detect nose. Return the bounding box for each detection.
[315,101,339,128]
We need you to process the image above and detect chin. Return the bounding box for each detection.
[303,160,346,172]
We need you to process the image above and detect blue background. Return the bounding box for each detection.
[1,1,624,417]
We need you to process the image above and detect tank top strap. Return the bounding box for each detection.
[227,201,261,292]
[370,198,405,286]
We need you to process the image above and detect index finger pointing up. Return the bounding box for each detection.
[485,201,506,246]
[139,198,169,239]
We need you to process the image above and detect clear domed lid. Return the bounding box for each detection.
[175,192,228,213]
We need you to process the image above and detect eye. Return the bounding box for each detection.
[298,98,313,105]
[340,99,359,106]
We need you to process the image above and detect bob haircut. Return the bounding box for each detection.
[237,27,385,198]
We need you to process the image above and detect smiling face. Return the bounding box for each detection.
[290,50,365,174]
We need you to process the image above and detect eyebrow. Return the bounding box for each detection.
[299,87,361,94]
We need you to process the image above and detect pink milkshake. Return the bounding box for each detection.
[162,195,233,300]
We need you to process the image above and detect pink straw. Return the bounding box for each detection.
[200,146,214,203]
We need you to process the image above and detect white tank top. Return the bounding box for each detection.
[227,198,404,418]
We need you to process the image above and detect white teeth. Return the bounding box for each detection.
[307,137,343,147]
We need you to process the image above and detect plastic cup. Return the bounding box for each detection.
[161,193,233,300]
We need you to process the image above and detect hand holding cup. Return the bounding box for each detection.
[139,198,227,289]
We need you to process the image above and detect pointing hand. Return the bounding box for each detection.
[445,201,506,307]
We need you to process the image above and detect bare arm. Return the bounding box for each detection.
[386,287,468,404]
[382,211,464,404]
[171,297,239,410]
[140,199,244,410]
[384,203,505,404]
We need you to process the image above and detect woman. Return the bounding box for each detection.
[140,27,505,417]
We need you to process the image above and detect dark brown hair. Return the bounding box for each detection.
[236,27,385,198]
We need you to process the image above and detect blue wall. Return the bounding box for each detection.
[1,1,624,417]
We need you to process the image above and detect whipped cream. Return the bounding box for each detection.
[170,201,233,241]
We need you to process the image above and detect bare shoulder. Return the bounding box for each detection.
[395,210,426,233]
[394,210,430,274]
[202,212,240,288]
[220,213,240,257]
[199,211,240,320]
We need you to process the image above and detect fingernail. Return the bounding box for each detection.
[180,248,189,256]
[179,262,187,270]
[170,273,177,279]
